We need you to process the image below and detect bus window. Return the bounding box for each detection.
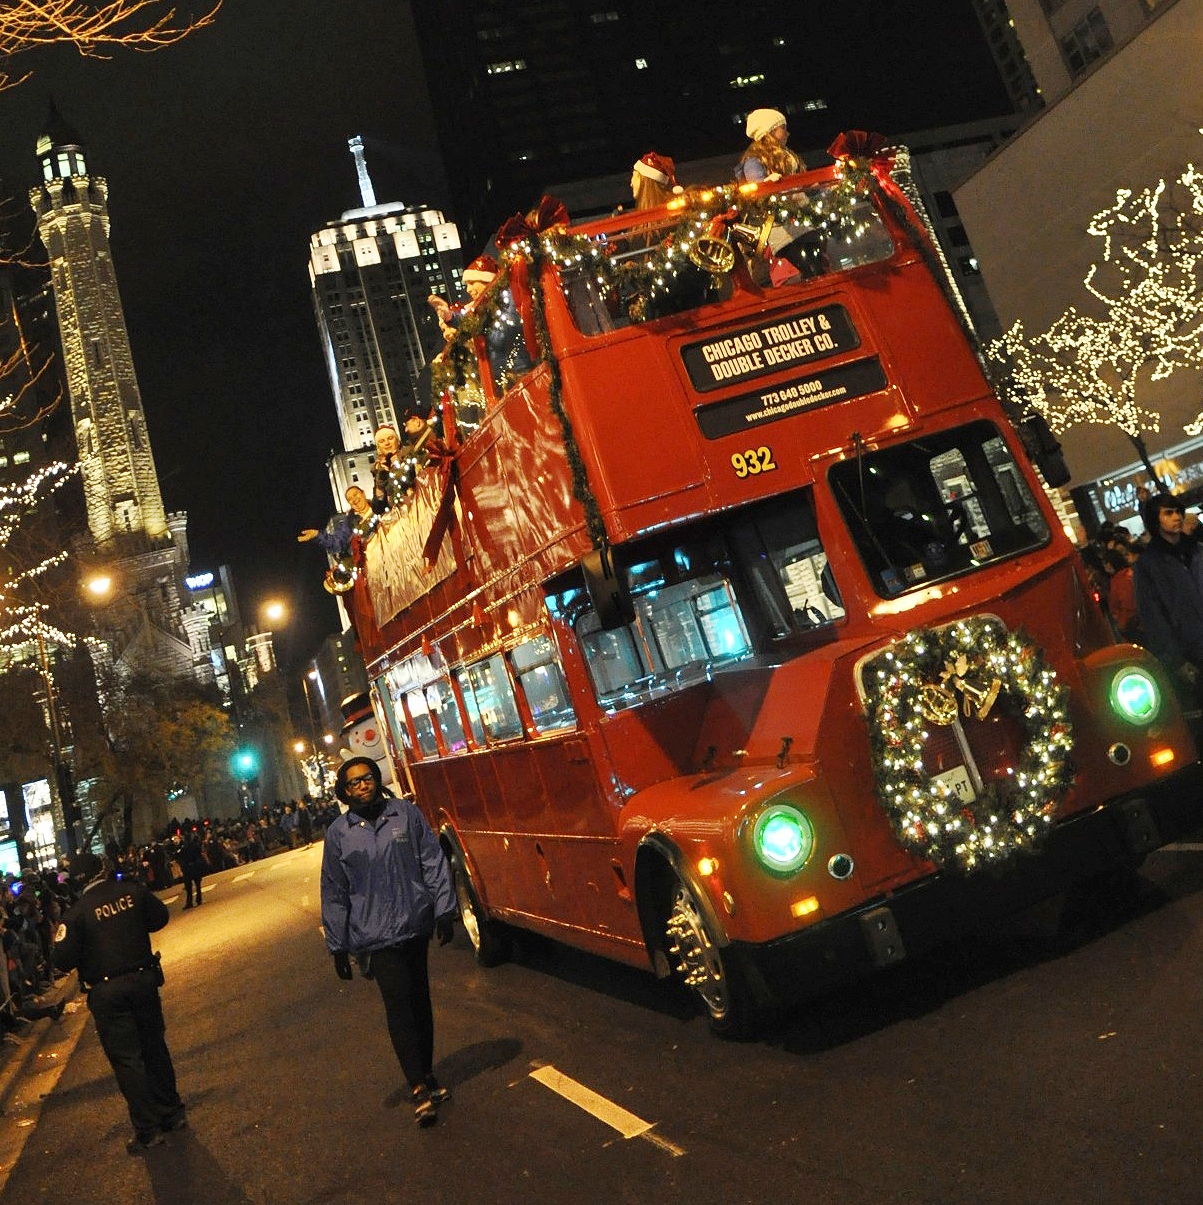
[465,654,525,742]
[427,679,468,753]
[829,419,1050,598]
[511,635,577,734]
[573,570,750,708]
[577,623,648,698]
[453,667,488,746]
[405,689,440,758]
[727,491,845,636]
[639,577,751,669]
[557,180,895,333]
[555,489,842,708]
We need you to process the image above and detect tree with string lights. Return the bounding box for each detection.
[987,157,1203,484]
[0,1,220,855]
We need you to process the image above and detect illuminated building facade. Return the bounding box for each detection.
[310,137,465,466]
[29,105,213,685]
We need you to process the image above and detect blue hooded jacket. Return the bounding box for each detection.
[320,796,456,955]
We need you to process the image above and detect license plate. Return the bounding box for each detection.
[932,765,976,803]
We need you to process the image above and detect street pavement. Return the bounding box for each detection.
[3,834,1203,1204]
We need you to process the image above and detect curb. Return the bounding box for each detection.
[0,976,80,1116]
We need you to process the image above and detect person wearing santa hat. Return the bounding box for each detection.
[736,108,802,184]
[630,151,681,211]
[428,253,532,393]
[428,254,498,336]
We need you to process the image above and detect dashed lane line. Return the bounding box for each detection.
[528,1063,685,1156]
[233,871,255,883]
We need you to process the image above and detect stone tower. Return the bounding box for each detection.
[29,104,211,685]
[29,102,169,549]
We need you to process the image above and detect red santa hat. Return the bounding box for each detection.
[463,254,499,285]
[633,151,677,187]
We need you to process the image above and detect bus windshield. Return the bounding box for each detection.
[549,488,844,710]
[558,180,895,336]
[829,420,1050,598]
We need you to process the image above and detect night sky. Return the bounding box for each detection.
[0,1,1010,671]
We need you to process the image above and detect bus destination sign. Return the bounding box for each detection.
[680,304,860,393]
[693,357,888,440]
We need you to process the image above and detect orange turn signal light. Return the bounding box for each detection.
[1151,747,1175,768]
[790,895,820,919]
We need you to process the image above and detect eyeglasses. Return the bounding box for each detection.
[344,774,374,788]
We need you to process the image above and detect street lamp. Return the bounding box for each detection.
[264,600,286,625]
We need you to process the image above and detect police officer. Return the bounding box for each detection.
[53,852,187,1154]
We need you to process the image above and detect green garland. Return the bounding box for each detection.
[539,169,875,322]
[521,242,607,548]
[428,257,608,549]
[862,617,1075,874]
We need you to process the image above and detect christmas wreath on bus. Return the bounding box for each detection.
[862,616,1075,873]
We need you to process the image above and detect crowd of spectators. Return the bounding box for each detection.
[1079,519,1150,644]
[2,864,80,1040]
[116,798,341,892]
[2,799,341,1046]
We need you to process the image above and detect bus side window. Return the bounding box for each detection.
[454,667,488,747]
[427,678,468,754]
[405,689,441,758]
[577,617,648,697]
[511,635,577,734]
[465,654,525,742]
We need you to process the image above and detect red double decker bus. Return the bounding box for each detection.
[342,141,1201,1034]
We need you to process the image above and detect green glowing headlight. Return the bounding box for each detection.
[1110,667,1160,725]
[752,804,815,875]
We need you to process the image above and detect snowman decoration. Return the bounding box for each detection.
[339,692,398,793]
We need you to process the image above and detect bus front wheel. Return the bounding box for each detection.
[664,876,756,1037]
[454,865,511,967]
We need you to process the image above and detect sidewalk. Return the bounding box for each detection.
[0,974,80,1115]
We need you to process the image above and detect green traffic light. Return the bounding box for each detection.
[231,748,259,779]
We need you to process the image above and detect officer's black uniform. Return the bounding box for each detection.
[53,858,186,1152]
[179,829,205,908]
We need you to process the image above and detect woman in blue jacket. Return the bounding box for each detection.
[320,757,457,1126]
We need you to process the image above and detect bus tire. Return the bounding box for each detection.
[664,874,759,1038]
[454,864,511,967]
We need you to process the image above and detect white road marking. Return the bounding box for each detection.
[528,1064,684,1155]
[1159,842,1203,852]
[163,894,180,905]
[233,871,255,883]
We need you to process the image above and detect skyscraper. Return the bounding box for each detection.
[29,104,212,684]
[309,136,465,473]
[410,1,1013,250]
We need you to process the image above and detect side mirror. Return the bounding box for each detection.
[1018,414,1071,488]
[581,547,634,630]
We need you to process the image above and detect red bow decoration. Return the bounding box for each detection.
[495,194,570,247]
[421,395,465,567]
[826,130,888,164]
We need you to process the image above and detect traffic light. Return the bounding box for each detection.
[231,747,259,781]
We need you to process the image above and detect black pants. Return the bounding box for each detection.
[182,870,203,906]
[371,939,434,1090]
[88,970,185,1140]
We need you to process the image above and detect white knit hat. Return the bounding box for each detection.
[746,108,787,142]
